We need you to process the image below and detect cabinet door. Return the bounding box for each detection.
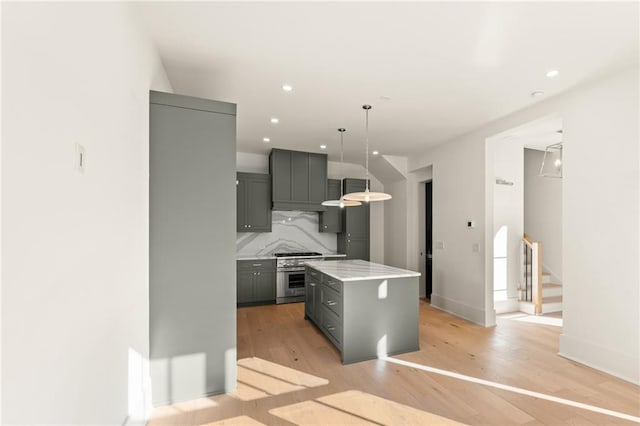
[246,177,272,232]
[320,179,342,232]
[236,178,247,231]
[271,150,291,202]
[345,203,370,240]
[254,270,275,302]
[305,279,317,320]
[237,271,255,303]
[291,151,310,201]
[308,153,327,203]
[346,238,370,261]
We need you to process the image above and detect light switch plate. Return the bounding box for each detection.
[75,143,86,173]
[436,241,445,250]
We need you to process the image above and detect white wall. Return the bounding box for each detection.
[490,138,524,313]
[524,148,563,280]
[384,180,408,269]
[236,152,385,262]
[406,65,639,383]
[2,3,172,423]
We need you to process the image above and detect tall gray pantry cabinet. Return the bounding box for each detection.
[149,91,237,405]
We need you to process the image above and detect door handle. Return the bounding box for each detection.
[327,300,337,306]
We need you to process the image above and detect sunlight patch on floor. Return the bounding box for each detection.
[500,312,563,327]
[269,390,466,426]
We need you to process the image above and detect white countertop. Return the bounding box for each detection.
[304,259,421,282]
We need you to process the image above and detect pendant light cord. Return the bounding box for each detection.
[339,128,345,198]
[363,105,371,192]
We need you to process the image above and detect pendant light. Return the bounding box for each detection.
[343,105,392,202]
[322,128,362,208]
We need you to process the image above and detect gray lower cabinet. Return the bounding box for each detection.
[237,172,271,232]
[305,268,322,321]
[305,265,419,364]
[337,178,370,260]
[270,148,328,211]
[237,260,276,305]
[319,179,342,232]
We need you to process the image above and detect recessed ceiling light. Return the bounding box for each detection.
[282,84,293,92]
[263,137,271,143]
[320,144,327,150]
[372,150,380,155]
[546,69,559,78]
[380,96,391,101]
[270,117,279,124]
[531,91,545,98]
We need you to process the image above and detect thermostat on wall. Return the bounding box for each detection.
[466,220,475,229]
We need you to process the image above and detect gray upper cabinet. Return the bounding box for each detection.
[270,148,327,211]
[337,178,370,260]
[237,172,271,232]
[319,179,342,232]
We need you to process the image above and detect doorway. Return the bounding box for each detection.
[425,181,433,299]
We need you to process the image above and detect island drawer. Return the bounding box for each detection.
[320,305,342,346]
[306,268,321,281]
[321,284,342,317]
[322,274,342,293]
[237,259,276,271]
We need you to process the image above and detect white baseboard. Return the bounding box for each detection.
[559,333,639,385]
[495,298,519,314]
[430,294,487,326]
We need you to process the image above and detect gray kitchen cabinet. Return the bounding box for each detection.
[237,260,276,305]
[337,178,370,260]
[270,148,327,211]
[237,172,271,232]
[271,149,292,202]
[150,91,236,404]
[305,268,321,322]
[319,179,342,232]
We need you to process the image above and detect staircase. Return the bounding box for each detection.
[519,272,563,314]
[519,235,563,315]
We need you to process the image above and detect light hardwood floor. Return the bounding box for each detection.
[149,300,640,425]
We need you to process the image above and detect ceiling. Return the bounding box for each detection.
[136,2,638,164]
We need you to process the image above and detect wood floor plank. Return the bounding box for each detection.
[199,415,267,426]
[269,400,378,425]
[317,390,466,425]
[238,357,328,387]
[237,365,305,395]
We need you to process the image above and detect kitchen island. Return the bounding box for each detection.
[304,259,420,364]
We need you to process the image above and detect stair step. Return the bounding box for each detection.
[542,283,562,297]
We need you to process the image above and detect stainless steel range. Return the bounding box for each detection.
[275,252,323,304]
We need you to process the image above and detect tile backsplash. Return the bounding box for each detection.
[236,211,337,256]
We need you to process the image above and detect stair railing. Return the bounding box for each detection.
[521,234,543,314]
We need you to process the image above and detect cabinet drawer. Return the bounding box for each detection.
[320,305,342,345]
[322,274,342,293]
[306,268,321,281]
[237,259,275,271]
[321,284,342,317]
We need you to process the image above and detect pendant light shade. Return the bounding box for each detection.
[343,105,392,202]
[321,128,362,208]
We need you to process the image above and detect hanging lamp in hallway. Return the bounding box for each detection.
[343,105,392,202]
[322,128,362,208]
